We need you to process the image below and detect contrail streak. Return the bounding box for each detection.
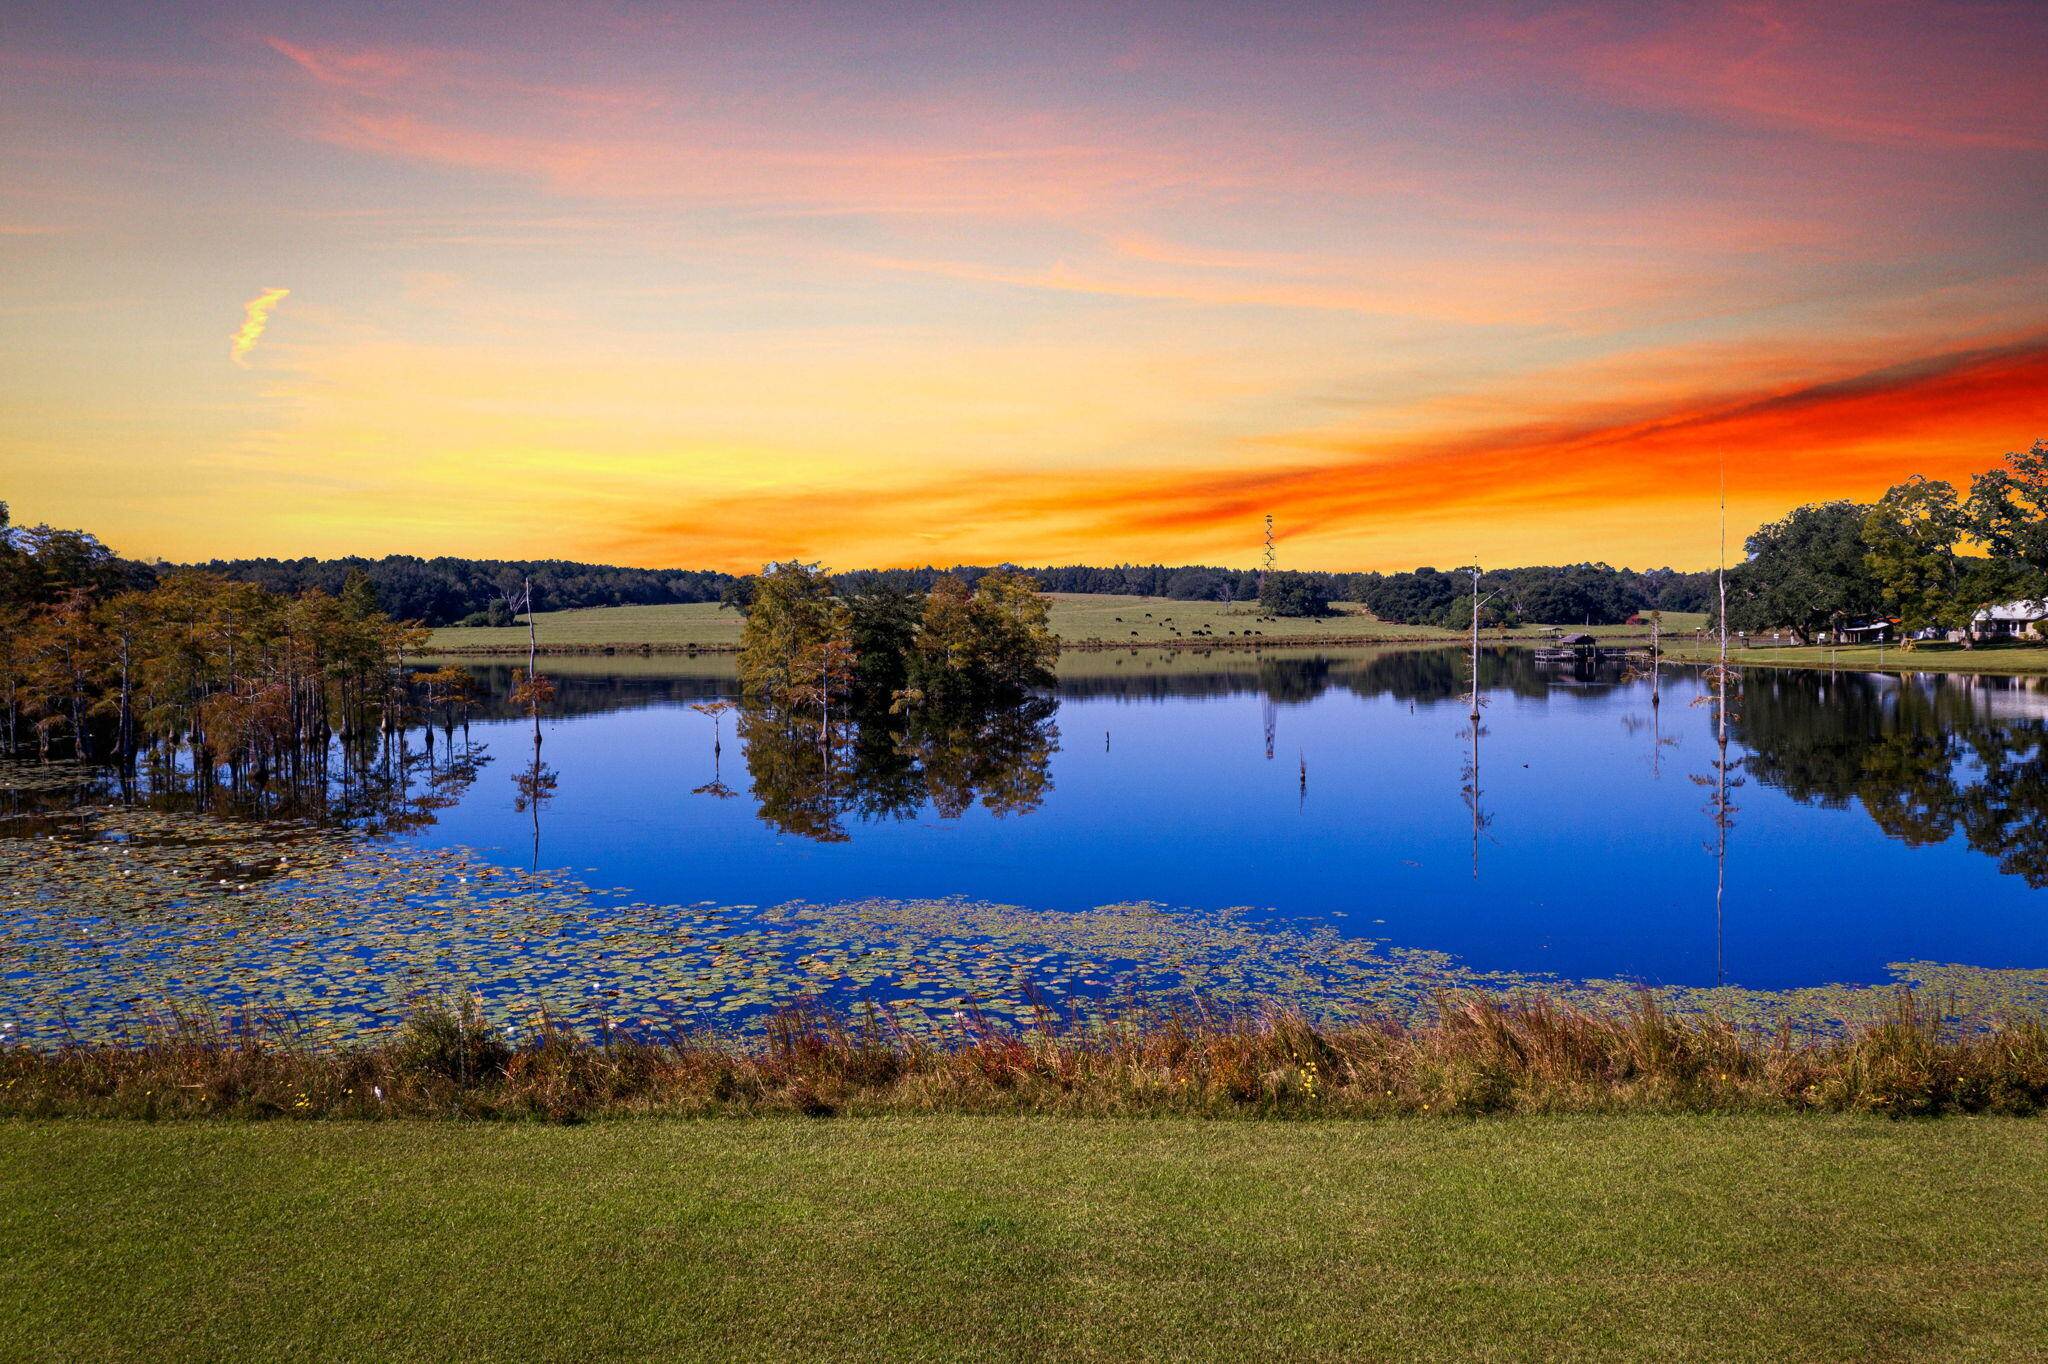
[230,287,290,367]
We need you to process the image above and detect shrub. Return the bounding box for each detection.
[391,999,512,1088]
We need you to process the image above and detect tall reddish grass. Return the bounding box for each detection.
[4,992,2045,1121]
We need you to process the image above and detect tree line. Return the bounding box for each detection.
[20,433,2041,653]
[183,554,733,629]
[1726,440,2048,645]
[170,553,1716,628]
[3,500,1724,629]
[817,561,1717,627]
[0,501,464,792]
[1353,564,1716,628]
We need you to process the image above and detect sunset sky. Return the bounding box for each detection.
[2,0,2043,572]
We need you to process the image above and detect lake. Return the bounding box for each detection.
[8,644,2048,1042]
[406,648,2048,992]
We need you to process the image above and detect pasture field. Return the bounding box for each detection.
[428,601,742,652]
[1042,594,1441,644]
[427,595,1703,653]
[6,1115,2045,1362]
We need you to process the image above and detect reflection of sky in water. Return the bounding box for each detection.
[398,653,2048,992]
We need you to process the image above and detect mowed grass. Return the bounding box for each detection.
[7,1116,2047,1362]
[1666,640,2048,677]
[428,594,1703,652]
[428,601,742,651]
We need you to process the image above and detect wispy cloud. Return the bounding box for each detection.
[8,4,2045,565]
[1554,2,2048,152]
[230,287,290,368]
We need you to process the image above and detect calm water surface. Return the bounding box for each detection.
[400,649,2048,991]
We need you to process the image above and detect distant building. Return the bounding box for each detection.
[1832,619,1895,644]
[1972,601,2048,642]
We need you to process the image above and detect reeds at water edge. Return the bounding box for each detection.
[7,990,2047,1122]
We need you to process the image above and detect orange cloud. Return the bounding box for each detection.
[229,287,290,368]
[1018,335,2048,556]
[606,335,2048,571]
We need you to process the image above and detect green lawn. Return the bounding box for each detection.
[1665,640,2048,677]
[428,595,1699,653]
[428,600,744,651]
[8,1115,2046,1361]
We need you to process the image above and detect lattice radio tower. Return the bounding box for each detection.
[1260,514,1276,594]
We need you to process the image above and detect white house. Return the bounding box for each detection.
[1972,601,2048,642]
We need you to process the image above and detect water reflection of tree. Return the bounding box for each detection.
[1689,650,1743,985]
[103,720,493,835]
[1459,716,1491,877]
[512,737,558,868]
[1347,648,1592,706]
[461,665,735,718]
[689,700,739,800]
[734,699,1059,842]
[1737,672,2048,887]
[1958,724,2048,884]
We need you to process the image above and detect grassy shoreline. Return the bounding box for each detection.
[10,1114,2047,1360]
[10,990,2045,1122]
[420,631,1597,658]
[1663,640,2048,677]
[424,594,1695,656]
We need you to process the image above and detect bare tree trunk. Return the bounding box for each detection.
[525,576,541,750]
[1650,613,1661,708]
[1468,569,1481,723]
[116,634,134,767]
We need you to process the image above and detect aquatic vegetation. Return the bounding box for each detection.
[0,795,1518,1044]
[6,781,2048,1049]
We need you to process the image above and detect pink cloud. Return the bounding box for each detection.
[1524,1,2047,151]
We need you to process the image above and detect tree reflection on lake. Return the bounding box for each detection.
[18,648,2048,991]
[1738,670,2048,886]
[1,722,494,836]
[734,698,1059,842]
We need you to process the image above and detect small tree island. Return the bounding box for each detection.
[732,562,1060,719]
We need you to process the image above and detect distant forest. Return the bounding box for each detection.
[177,554,1717,628]
[182,556,734,629]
